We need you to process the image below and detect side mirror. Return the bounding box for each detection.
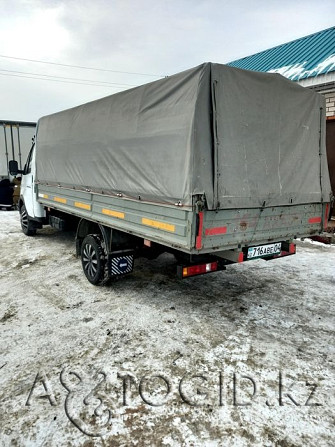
[9,160,21,176]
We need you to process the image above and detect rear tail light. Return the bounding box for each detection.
[181,262,218,278]
[289,243,296,254]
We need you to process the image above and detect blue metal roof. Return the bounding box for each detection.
[227,27,335,81]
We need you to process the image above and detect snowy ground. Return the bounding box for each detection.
[0,210,334,447]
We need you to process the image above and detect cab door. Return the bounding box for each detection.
[21,143,44,218]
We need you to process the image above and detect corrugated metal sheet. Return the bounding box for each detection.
[227,27,335,81]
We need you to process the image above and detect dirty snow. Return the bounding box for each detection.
[0,210,334,446]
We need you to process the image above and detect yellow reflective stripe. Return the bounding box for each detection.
[142,217,175,233]
[75,201,91,210]
[102,208,125,219]
[38,193,49,199]
[54,197,67,204]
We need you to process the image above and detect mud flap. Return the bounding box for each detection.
[108,250,134,277]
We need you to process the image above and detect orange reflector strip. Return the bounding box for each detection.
[142,217,175,233]
[205,226,227,236]
[238,252,244,263]
[54,197,67,204]
[308,217,321,224]
[75,201,91,210]
[38,193,49,199]
[102,208,125,219]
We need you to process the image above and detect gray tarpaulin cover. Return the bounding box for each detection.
[36,63,331,210]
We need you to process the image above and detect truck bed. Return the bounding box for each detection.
[37,184,327,254]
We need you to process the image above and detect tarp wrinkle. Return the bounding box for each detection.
[36,63,332,210]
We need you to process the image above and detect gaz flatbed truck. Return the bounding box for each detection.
[9,63,332,284]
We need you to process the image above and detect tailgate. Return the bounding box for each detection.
[196,203,329,253]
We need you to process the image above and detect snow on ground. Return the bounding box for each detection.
[0,210,334,446]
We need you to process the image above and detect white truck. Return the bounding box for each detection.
[9,63,332,285]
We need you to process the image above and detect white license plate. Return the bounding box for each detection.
[247,242,282,259]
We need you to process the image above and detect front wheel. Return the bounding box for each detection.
[81,234,108,285]
[20,204,36,236]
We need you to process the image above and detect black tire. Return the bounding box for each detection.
[81,234,109,285]
[20,204,36,236]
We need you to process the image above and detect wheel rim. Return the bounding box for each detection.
[82,243,98,279]
[21,208,28,230]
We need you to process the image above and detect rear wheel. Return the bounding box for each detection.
[81,234,108,285]
[20,204,36,236]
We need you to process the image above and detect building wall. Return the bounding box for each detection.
[325,91,335,117]
[298,73,335,118]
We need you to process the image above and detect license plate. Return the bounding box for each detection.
[247,242,281,259]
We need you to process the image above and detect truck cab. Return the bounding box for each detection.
[9,142,45,235]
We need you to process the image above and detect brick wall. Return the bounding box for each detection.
[325,91,335,117]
